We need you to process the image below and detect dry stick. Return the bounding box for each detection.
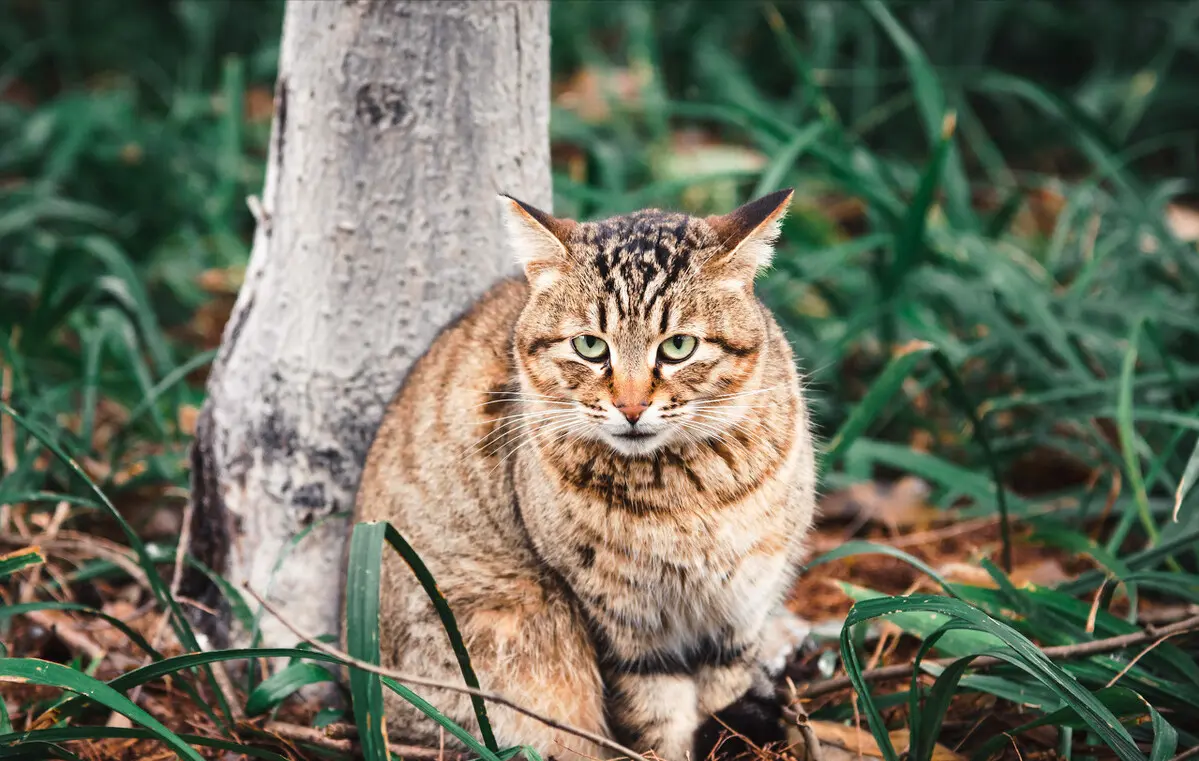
[264,720,460,760]
[1169,745,1199,761]
[20,501,70,603]
[799,613,1199,700]
[1102,632,1181,689]
[780,677,822,761]
[244,585,648,761]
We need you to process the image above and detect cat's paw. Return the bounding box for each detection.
[693,689,785,761]
[758,609,813,679]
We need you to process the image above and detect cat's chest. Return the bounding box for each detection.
[518,453,798,630]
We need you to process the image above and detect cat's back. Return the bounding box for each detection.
[355,276,530,553]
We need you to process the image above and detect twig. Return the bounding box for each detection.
[24,609,108,663]
[1103,632,1180,688]
[799,613,1199,700]
[1,530,151,588]
[780,677,822,761]
[264,720,459,760]
[0,332,18,482]
[244,584,646,761]
[1139,604,1199,625]
[1169,744,1199,761]
[20,501,70,603]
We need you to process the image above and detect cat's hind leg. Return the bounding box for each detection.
[379,567,611,761]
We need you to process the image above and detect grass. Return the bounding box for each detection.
[3,0,1199,758]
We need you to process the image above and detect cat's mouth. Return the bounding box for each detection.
[612,430,657,440]
[600,425,670,456]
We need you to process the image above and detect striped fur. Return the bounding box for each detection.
[353,190,816,760]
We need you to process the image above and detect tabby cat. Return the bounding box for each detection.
[352,189,817,761]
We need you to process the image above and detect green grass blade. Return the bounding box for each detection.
[345,522,388,761]
[0,728,290,761]
[910,623,985,761]
[77,236,174,374]
[0,741,86,760]
[0,547,44,578]
[1143,698,1179,761]
[806,541,958,597]
[968,687,1148,761]
[244,662,336,716]
[1174,436,1199,523]
[751,122,826,200]
[822,341,935,468]
[930,350,1012,571]
[1111,317,1159,550]
[860,0,972,228]
[843,595,1144,761]
[1,601,162,660]
[888,113,954,294]
[345,522,501,758]
[380,677,500,761]
[0,659,204,761]
[379,522,497,752]
[0,401,231,723]
[47,646,490,754]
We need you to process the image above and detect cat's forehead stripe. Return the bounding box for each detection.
[576,209,710,324]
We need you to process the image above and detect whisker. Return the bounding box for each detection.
[702,385,783,402]
[487,419,581,476]
[473,408,581,426]
[689,410,775,453]
[476,388,563,399]
[468,398,575,411]
[469,411,580,453]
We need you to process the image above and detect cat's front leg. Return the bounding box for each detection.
[605,671,700,761]
[694,658,785,760]
[691,609,811,759]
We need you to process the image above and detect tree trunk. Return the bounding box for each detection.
[185,0,551,652]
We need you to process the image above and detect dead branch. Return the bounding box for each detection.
[264,720,460,760]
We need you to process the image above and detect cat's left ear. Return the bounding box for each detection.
[498,194,577,288]
[704,188,793,284]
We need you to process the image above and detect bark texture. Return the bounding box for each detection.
[185,0,551,650]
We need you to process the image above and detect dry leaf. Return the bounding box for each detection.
[177,404,200,436]
[197,266,245,295]
[554,65,650,123]
[1010,557,1070,588]
[244,86,275,123]
[819,476,945,534]
[1140,203,1199,252]
[788,721,964,761]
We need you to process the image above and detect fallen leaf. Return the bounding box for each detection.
[244,86,275,123]
[788,721,964,761]
[819,476,945,534]
[197,266,245,294]
[1140,203,1199,252]
[554,65,650,123]
[177,404,200,436]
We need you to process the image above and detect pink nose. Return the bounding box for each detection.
[617,403,647,424]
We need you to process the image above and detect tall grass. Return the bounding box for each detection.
[2,0,1198,758]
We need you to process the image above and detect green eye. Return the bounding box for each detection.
[659,335,698,362]
[572,335,609,361]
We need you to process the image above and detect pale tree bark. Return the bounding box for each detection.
[185,0,551,652]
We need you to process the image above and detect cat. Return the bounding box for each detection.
[351,189,817,761]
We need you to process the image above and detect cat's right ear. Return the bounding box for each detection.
[498,195,577,288]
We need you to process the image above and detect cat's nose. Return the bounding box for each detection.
[616,402,648,425]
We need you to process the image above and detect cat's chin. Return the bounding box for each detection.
[599,430,670,458]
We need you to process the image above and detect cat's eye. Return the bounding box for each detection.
[572,335,609,361]
[659,335,698,363]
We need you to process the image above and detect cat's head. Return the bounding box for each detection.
[501,190,792,457]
